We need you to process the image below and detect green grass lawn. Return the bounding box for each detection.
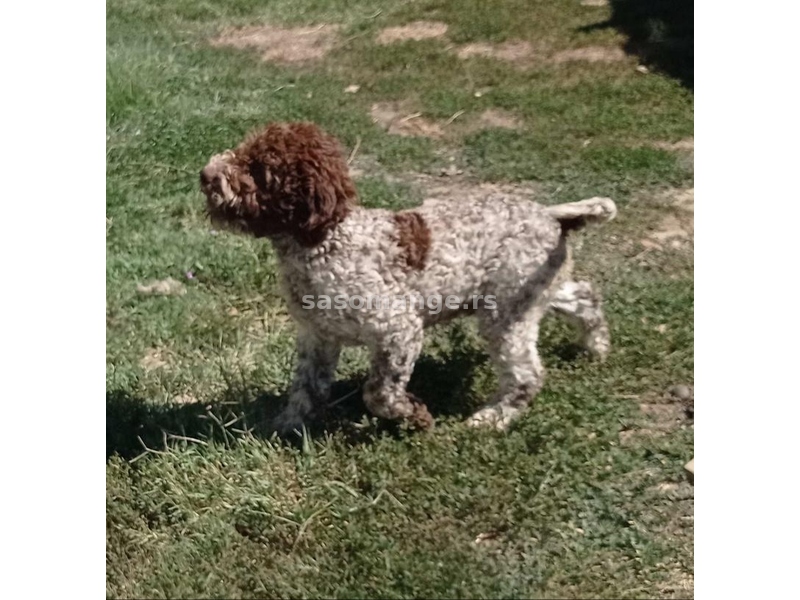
[106,1,694,597]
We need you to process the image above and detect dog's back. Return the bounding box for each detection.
[409,195,562,307]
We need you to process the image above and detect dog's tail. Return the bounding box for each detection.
[546,197,617,234]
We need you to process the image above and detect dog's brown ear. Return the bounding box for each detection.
[301,162,355,234]
[229,168,257,196]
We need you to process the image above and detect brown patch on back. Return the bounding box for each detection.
[376,21,448,44]
[370,102,444,138]
[394,211,431,270]
[211,24,339,64]
[549,46,627,63]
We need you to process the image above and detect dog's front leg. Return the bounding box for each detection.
[275,329,341,434]
[363,326,433,429]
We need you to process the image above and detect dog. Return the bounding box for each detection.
[200,122,615,432]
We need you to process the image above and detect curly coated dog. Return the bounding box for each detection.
[200,122,616,432]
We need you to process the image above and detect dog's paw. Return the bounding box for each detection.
[466,405,518,431]
[406,394,435,431]
[584,326,611,362]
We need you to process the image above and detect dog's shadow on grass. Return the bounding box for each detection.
[106,319,591,460]
[106,344,488,461]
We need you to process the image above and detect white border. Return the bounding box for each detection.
[2,1,105,597]
[696,1,800,598]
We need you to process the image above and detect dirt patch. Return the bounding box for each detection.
[668,384,694,419]
[550,46,627,64]
[477,108,523,130]
[646,138,694,172]
[347,154,384,180]
[619,427,667,446]
[638,188,694,251]
[140,348,169,372]
[619,397,689,446]
[456,42,624,66]
[644,214,693,251]
[412,172,541,202]
[172,393,199,405]
[638,401,686,426]
[376,21,448,44]
[674,190,694,214]
[646,214,690,245]
[348,153,541,200]
[660,571,694,599]
[648,187,694,215]
[211,24,339,64]
[651,138,694,152]
[370,102,444,138]
[136,277,186,296]
[456,41,537,63]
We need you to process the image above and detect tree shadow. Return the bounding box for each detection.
[581,0,693,89]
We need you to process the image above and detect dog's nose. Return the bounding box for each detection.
[200,164,216,187]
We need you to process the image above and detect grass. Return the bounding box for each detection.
[106,0,694,597]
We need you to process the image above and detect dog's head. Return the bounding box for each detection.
[200,122,358,246]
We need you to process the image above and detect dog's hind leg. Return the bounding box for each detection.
[468,230,570,431]
[468,302,549,431]
[275,329,341,434]
[549,280,611,360]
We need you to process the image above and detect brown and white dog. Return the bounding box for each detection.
[201,122,616,432]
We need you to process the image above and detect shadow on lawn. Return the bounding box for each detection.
[106,317,593,460]
[582,0,694,89]
[106,344,489,460]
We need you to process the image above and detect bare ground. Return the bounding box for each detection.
[136,277,186,296]
[370,101,445,138]
[211,23,340,64]
[456,41,538,64]
[475,108,523,130]
[456,41,627,67]
[376,21,448,45]
[140,347,170,372]
[651,138,694,152]
[411,172,540,201]
[550,46,627,64]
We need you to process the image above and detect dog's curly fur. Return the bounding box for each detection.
[201,122,616,432]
